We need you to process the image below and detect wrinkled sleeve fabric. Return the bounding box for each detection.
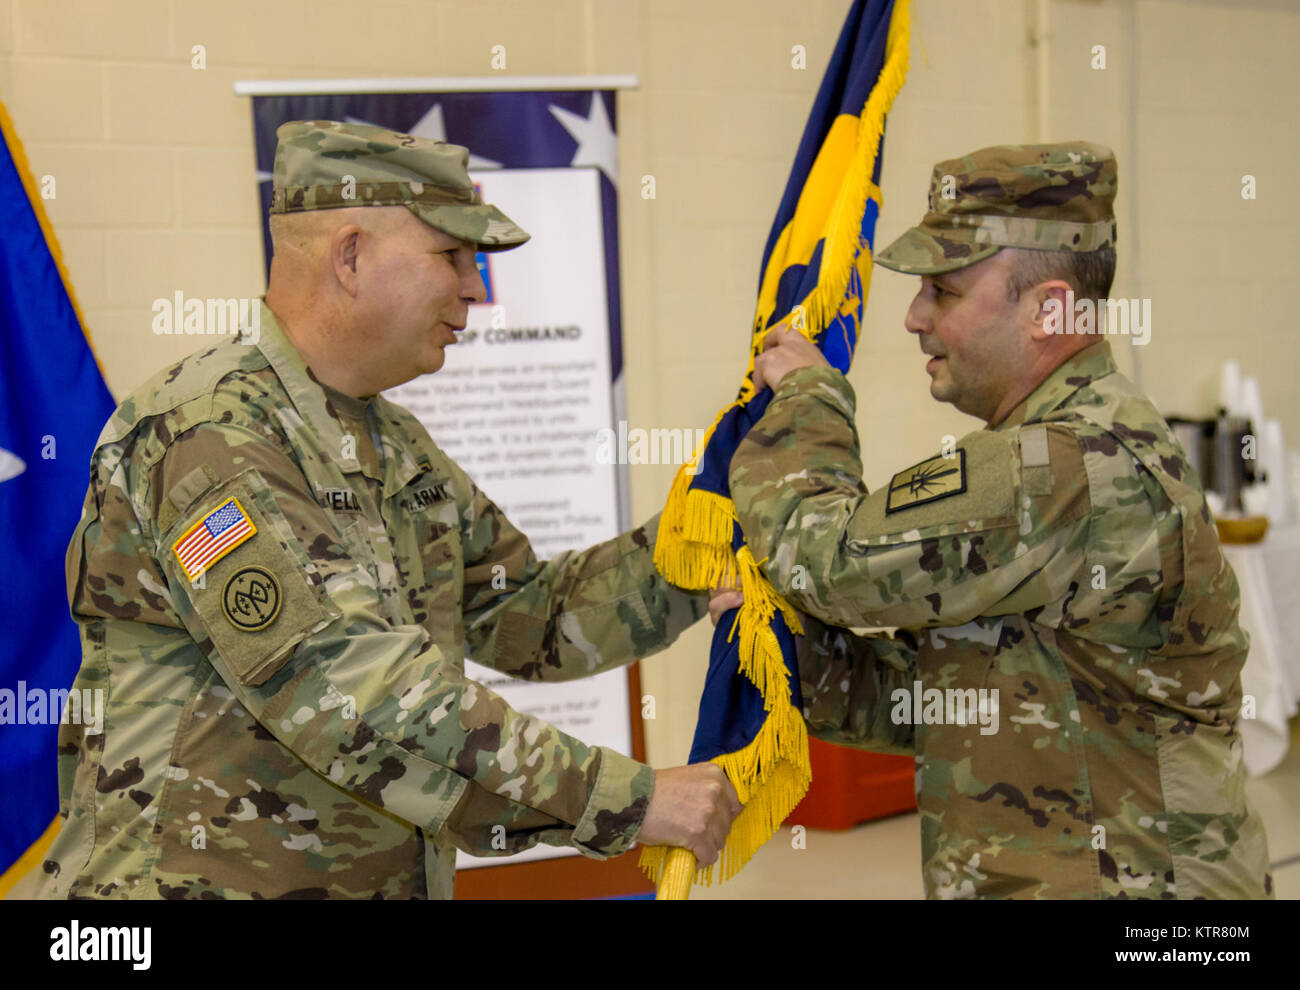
[797,616,920,754]
[728,365,1092,633]
[447,453,707,682]
[150,420,683,860]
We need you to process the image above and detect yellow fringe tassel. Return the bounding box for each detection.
[639,709,810,888]
[643,0,912,895]
[639,555,812,888]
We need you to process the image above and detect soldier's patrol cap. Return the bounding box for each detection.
[875,141,1117,275]
[269,120,530,252]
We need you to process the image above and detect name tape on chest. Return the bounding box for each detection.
[400,479,453,512]
[885,449,967,514]
[172,496,257,581]
[318,487,362,512]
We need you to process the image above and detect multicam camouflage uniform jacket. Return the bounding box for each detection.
[730,341,1272,899]
[40,302,704,900]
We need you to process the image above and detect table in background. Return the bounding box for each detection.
[1224,524,1300,776]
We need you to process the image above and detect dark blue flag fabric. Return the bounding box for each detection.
[641,0,911,894]
[0,99,117,894]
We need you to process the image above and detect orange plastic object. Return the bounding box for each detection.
[785,736,917,829]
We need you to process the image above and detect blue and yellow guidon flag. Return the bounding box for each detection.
[0,99,117,897]
[640,0,910,895]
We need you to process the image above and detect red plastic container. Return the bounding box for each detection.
[786,736,917,829]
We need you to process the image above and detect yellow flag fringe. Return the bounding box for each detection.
[642,0,911,893]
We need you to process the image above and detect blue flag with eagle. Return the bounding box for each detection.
[0,98,117,897]
[640,0,910,893]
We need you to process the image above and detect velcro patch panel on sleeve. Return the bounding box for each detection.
[167,471,339,687]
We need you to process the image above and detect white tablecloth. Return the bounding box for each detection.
[1223,525,1300,776]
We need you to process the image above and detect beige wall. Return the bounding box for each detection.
[2,0,1296,773]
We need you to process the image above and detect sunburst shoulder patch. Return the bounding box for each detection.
[885,449,967,514]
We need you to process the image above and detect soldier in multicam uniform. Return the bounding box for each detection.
[40,120,739,900]
[718,142,1273,898]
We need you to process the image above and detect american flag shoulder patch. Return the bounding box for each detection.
[172,496,257,582]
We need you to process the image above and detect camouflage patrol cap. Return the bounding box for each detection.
[269,120,529,252]
[875,141,1117,275]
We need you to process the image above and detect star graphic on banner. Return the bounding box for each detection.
[549,93,618,187]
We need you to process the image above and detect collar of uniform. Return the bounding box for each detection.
[366,400,440,500]
[319,379,373,423]
[255,299,363,474]
[992,340,1117,431]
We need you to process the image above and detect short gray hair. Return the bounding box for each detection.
[269,206,406,258]
[1004,245,1116,302]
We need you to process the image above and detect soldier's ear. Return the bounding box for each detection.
[1028,281,1072,342]
[331,225,363,295]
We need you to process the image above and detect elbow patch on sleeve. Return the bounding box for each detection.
[490,609,546,671]
[162,467,340,686]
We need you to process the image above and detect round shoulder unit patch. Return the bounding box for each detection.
[222,565,283,631]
